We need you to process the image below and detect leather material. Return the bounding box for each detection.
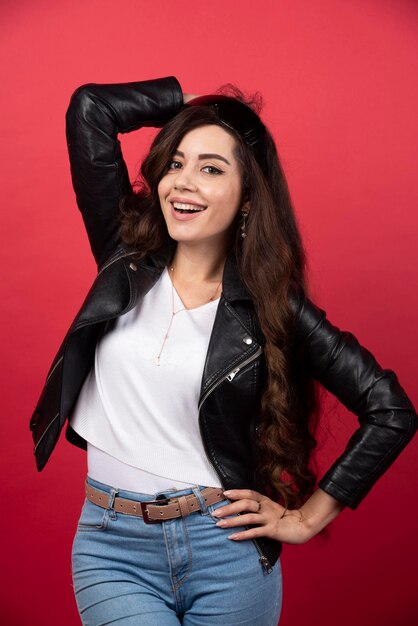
[29,76,417,568]
[85,481,225,521]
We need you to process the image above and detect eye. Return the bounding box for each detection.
[202,165,223,175]
[167,159,182,170]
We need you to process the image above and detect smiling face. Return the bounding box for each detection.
[157,124,247,253]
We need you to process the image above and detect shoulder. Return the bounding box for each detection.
[287,284,327,343]
[96,242,146,273]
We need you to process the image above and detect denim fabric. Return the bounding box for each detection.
[71,477,282,625]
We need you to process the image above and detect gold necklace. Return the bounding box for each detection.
[155,266,222,366]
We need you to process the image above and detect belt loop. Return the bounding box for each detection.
[192,486,209,515]
[108,486,119,511]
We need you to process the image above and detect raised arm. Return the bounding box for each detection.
[65,76,184,268]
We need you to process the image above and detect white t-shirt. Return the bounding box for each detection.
[70,266,222,493]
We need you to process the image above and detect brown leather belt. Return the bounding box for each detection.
[85,481,225,524]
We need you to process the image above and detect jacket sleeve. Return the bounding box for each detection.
[289,289,417,509]
[65,76,184,268]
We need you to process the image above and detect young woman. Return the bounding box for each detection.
[30,76,417,625]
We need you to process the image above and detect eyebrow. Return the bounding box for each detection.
[174,149,231,166]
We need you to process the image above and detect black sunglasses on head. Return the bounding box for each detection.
[185,94,268,175]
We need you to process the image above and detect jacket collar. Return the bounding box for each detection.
[147,243,252,304]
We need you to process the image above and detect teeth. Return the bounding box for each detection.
[172,202,206,212]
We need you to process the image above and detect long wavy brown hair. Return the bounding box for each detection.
[120,87,321,509]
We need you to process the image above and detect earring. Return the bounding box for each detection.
[240,209,249,238]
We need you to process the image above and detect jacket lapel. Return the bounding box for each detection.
[73,244,171,330]
[127,243,262,407]
[198,297,261,401]
[198,249,262,405]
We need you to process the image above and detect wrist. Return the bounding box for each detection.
[299,488,345,536]
[279,508,315,543]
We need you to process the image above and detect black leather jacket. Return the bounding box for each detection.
[29,76,417,573]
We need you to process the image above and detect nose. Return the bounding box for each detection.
[173,164,197,191]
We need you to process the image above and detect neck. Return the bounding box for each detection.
[169,241,228,284]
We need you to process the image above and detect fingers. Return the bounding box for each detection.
[214,491,263,519]
[227,526,268,540]
[215,510,268,541]
[212,500,261,518]
[213,491,267,537]
[183,93,201,104]
[223,489,261,501]
[213,489,311,544]
[215,511,263,529]
[214,489,282,542]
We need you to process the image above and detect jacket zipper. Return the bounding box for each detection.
[236,514,273,573]
[249,534,274,574]
[198,345,273,574]
[97,249,139,276]
[34,251,150,440]
[45,355,64,384]
[39,255,274,571]
[33,413,60,454]
[198,346,263,412]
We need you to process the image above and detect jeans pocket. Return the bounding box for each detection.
[77,498,109,532]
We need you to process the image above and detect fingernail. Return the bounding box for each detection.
[228,534,238,539]
[223,490,232,495]
[216,520,227,527]
[212,510,223,517]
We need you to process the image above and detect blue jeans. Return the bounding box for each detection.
[71,477,282,625]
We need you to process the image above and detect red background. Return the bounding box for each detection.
[1,1,417,624]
